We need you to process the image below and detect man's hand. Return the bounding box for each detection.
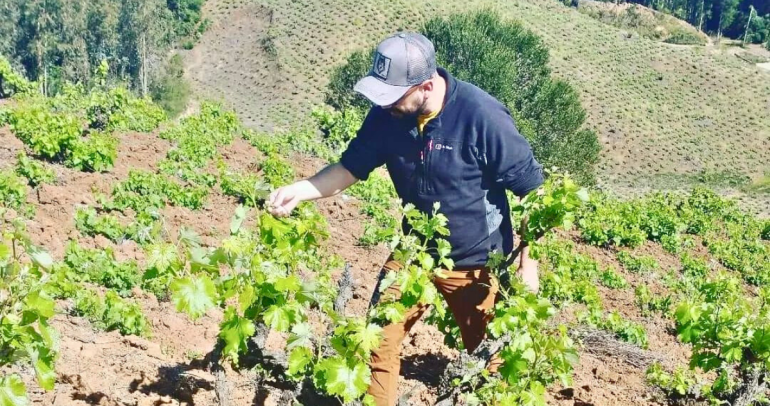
[516,212,539,294]
[516,259,539,294]
[267,184,303,217]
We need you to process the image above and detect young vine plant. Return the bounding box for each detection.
[0,212,58,405]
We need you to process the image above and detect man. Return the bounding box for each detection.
[268,32,543,406]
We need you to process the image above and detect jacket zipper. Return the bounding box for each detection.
[420,137,433,194]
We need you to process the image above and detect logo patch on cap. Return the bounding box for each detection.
[373,52,391,80]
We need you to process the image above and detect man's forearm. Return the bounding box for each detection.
[295,162,358,201]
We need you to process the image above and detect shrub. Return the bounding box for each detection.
[311,106,363,155]
[664,25,708,45]
[0,55,35,98]
[150,55,191,118]
[324,49,374,112]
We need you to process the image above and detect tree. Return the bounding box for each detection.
[715,0,741,40]
[14,0,60,95]
[1,0,191,96]
[85,2,120,82]
[117,0,170,95]
[742,5,755,45]
[166,0,205,37]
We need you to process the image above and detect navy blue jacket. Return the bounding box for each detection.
[340,68,544,267]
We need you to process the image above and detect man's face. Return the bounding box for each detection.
[383,84,428,119]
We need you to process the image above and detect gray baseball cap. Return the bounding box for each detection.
[354,32,437,107]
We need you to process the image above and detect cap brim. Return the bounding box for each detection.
[353,76,411,106]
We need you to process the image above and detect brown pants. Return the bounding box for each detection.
[367,257,500,406]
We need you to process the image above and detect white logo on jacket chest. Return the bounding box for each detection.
[434,143,453,151]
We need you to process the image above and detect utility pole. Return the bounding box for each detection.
[742,5,755,46]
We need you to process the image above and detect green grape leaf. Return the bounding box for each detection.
[0,374,28,406]
[189,247,213,270]
[380,303,406,323]
[297,280,322,305]
[24,290,55,320]
[575,188,590,202]
[147,243,178,273]
[263,304,294,332]
[723,344,743,363]
[170,275,217,319]
[352,323,382,356]
[37,320,55,348]
[31,347,55,390]
[275,275,301,292]
[564,348,580,368]
[29,247,53,270]
[319,357,370,402]
[0,243,10,261]
[500,350,530,385]
[288,322,314,350]
[436,238,452,259]
[439,257,454,272]
[238,285,256,313]
[219,307,255,363]
[230,205,247,234]
[379,271,398,293]
[488,316,508,338]
[416,252,434,271]
[288,346,313,378]
[519,381,546,406]
[362,394,377,406]
[179,227,202,248]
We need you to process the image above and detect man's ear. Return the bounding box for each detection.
[422,79,435,92]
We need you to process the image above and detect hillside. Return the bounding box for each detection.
[576,0,709,45]
[182,0,770,216]
[2,0,770,405]
[1,97,768,405]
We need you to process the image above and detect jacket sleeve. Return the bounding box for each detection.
[479,104,544,197]
[339,109,387,181]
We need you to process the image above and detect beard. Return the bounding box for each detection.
[388,108,417,119]
[387,92,429,119]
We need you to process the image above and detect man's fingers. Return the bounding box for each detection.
[268,190,278,207]
[266,186,301,218]
[272,188,288,208]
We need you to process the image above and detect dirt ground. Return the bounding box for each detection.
[0,123,701,406]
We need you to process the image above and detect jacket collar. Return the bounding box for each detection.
[407,67,457,139]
